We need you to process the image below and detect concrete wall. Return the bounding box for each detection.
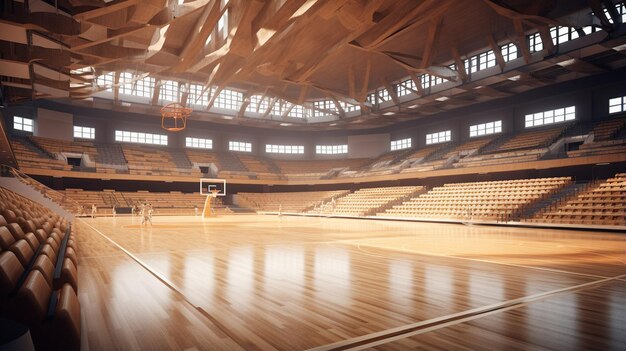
[37,108,73,140]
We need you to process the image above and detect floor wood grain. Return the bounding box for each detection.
[75,215,626,350]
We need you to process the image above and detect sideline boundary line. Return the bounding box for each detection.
[308,273,625,351]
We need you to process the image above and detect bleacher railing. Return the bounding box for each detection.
[0,164,82,215]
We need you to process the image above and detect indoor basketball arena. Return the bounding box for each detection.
[1,1,625,350]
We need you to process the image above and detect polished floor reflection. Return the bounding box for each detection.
[76,215,626,350]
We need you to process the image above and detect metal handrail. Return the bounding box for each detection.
[0,164,82,214]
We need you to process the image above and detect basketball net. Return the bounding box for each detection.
[202,189,220,218]
[161,102,192,132]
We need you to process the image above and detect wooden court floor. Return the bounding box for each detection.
[75,214,626,351]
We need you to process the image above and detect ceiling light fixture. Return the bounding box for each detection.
[557,58,576,67]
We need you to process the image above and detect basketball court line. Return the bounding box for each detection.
[340,240,623,281]
[78,219,196,303]
[79,218,626,351]
[307,273,626,351]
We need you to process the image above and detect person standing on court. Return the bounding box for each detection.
[141,202,153,226]
[91,204,97,218]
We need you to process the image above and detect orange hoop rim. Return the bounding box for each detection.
[161,102,192,117]
[161,103,192,131]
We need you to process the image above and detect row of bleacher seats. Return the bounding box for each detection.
[122,144,201,177]
[10,117,625,181]
[566,117,626,159]
[530,173,626,226]
[59,189,228,215]
[497,125,565,152]
[310,186,424,216]
[0,186,80,351]
[51,174,625,226]
[233,175,624,226]
[237,190,350,213]
[11,136,71,171]
[379,177,571,221]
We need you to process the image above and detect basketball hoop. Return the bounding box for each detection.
[161,102,192,132]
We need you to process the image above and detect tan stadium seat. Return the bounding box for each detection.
[31,254,56,289]
[14,270,50,327]
[9,239,35,267]
[17,217,37,234]
[2,209,18,223]
[12,269,81,351]
[49,232,62,247]
[46,237,60,253]
[33,228,47,243]
[51,227,65,240]
[7,223,39,251]
[0,226,16,251]
[52,284,81,351]
[64,247,78,267]
[0,251,24,298]
[60,259,78,293]
[41,222,53,236]
[39,244,58,265]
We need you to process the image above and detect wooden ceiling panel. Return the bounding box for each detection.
[1,0,621,129]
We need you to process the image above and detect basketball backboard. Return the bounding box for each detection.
[200,178,226,196]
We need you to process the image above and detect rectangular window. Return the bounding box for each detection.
[312,100,338,117]
[96,72,114,92]
[159,80,179,102]
[524,106,576,128]
[265,144,304,154]
[247,95,269,113]
[397,78,417,97]
[338,101,360,113]
[550,26,579,45]
[469,120,502,137]
[421,73,446,90]
[528,32,543,53]
[315,144,348,154]
[377,88,391,102]
[186,137,212,149]
[229,141,251,152]
[609,96,626,114]
[13,116,33,132]
[464,50,496,74]
[134,76,155,98]
[367,92,377,105]
[73,126,95,139]
[426,130,451,145]
[390,138,411,151]
[115,130,168,145]
[118,72,134,95]
[214,89,243,110]
[188,84,209,107]
[288,105,305,118]
[501,43,518,62]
